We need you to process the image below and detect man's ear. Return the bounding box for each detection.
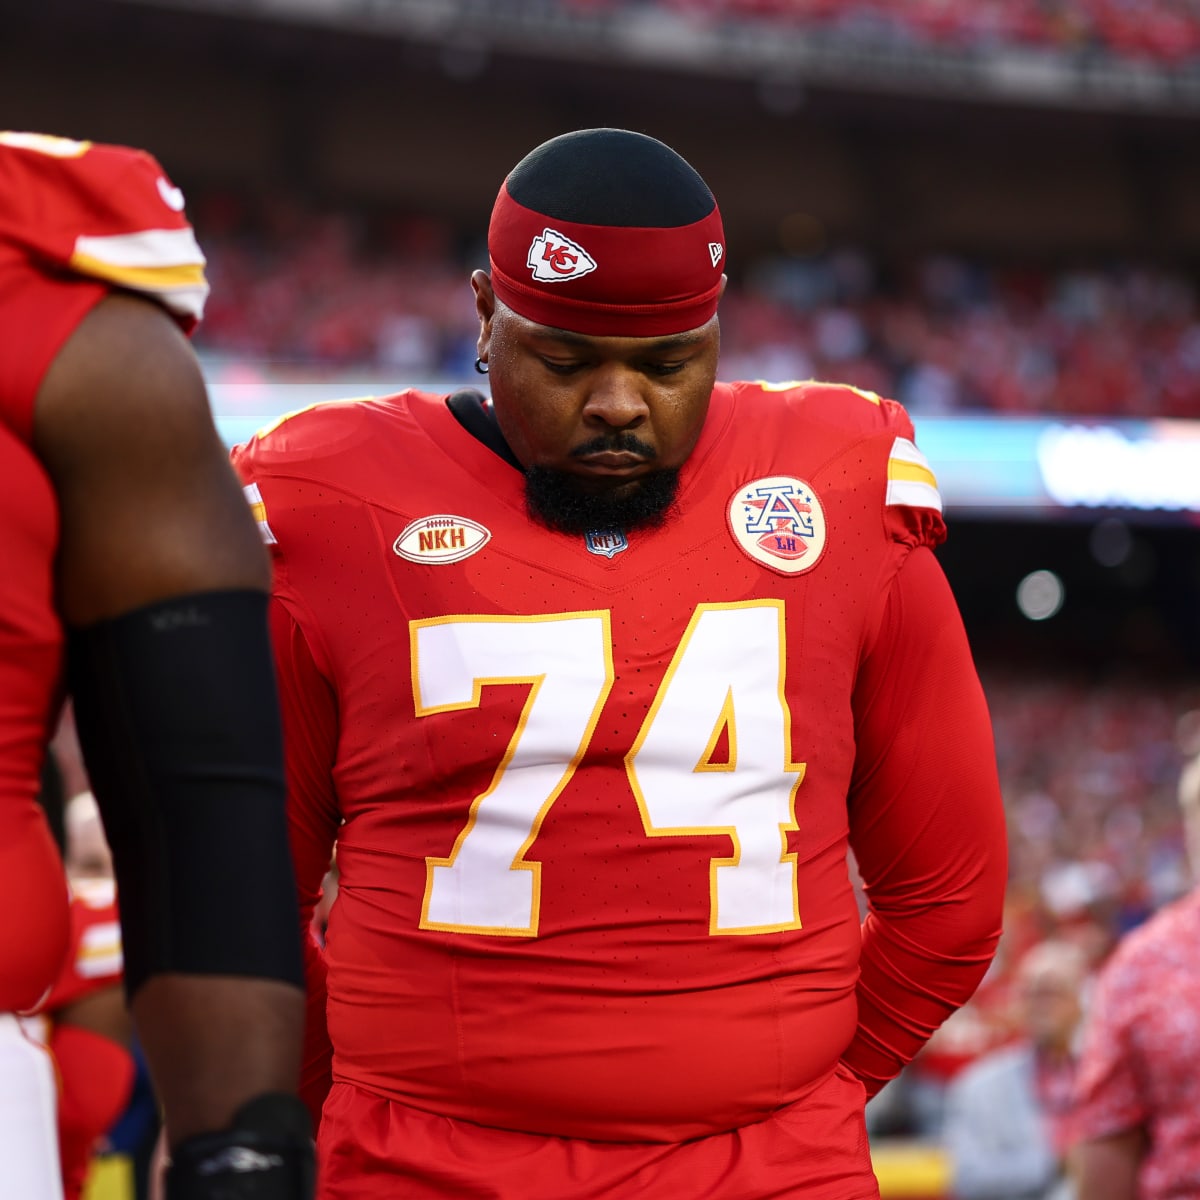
[471,270,497,353]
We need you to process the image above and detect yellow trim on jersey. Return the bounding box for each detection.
[242,483,277,545]
[252,396,377,441]
[68,253,207,292]
[756,379,883,405]
[886,437,943,513]
[887,458,938,488]
[0,131,91,157]
[756,379,813,393]
[694,686,737,773]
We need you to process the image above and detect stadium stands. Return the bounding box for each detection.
[191,194,1200,417]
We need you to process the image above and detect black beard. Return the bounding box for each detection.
[524,465,681,535]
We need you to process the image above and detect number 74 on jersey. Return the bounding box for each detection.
[411,601,806,938]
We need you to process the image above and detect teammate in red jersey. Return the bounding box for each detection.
[0,132,312,1198]
[234,128,1007,1199]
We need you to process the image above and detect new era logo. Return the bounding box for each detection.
[527,228,597,282]
[709,242,724,267]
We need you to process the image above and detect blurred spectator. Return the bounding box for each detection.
[535,0,1200,67]
[942,939,1089,1200]
[39,793,136,1200]
[1070,746,1200,1199]
[865,678,1198,1143]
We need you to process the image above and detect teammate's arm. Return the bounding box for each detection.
[842,545,1008,1097]
[1072,1131,1144,1200]
[33,292,306,1149]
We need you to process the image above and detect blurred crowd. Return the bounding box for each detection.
[867,670,1200,1146]
[191,195,1200,419]
[562,0,1200,66]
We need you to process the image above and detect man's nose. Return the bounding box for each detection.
[581,364,650,428]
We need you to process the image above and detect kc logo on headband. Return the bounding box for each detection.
[527,228,598,282]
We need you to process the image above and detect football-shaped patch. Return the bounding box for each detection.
[394,515,491,564]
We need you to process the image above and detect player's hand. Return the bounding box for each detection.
[165,1093,315,1199]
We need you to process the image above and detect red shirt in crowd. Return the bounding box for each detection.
[1073,888,1200,1199]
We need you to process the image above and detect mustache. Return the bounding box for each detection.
[570,433,657,459]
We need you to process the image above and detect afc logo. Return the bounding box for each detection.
[727,476,827,576]
[527,228,598,283]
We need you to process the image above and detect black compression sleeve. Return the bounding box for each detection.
[67,589,304,997]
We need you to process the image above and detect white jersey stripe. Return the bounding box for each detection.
[886,477,943,513]
[73,227,205,269]
[886,436,942,512]
[243,482,278,545]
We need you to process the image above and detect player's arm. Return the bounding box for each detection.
[1072,1131,1145,1200]
[266,598,343,1133]
[33,292,310,1166]
[841,545,1007,1097]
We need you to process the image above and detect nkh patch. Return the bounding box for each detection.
[585,529,628,558]
[527,228,598,282]
[394,516,491,564]
[727,476,827,576]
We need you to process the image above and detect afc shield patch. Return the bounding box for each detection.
[727,476,827,576]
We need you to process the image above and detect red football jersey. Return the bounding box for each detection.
[234,382,1006,1149]
[39,879,123,1015]
[0,131,207,1012]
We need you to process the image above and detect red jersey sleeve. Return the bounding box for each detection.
[267,596,340,1132]
[842,545,1008,1097]
[233,434,340,1128]
[0,247,106,441]
[0,131,209,440]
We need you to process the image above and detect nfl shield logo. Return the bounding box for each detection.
[585,529,628,558]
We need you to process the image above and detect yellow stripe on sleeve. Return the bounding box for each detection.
[887,458,939,488]
[242,483,278,546]
[0,131,91,157]
[886,437,943,512]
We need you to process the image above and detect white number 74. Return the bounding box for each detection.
[412,602,804,937]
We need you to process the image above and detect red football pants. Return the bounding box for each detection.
[317,1064,880,1199]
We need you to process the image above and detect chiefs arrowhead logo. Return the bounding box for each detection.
[527,228,598,283]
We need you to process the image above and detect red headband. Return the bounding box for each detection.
[488,186,726,337]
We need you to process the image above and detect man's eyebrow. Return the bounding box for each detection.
[534,328,710,352]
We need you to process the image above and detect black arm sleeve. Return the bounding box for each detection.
[67,588,304,997]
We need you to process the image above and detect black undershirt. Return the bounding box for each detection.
[445,389,523,471]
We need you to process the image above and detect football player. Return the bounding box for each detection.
[0,132,312,1199]
[235,127,1008,1199]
